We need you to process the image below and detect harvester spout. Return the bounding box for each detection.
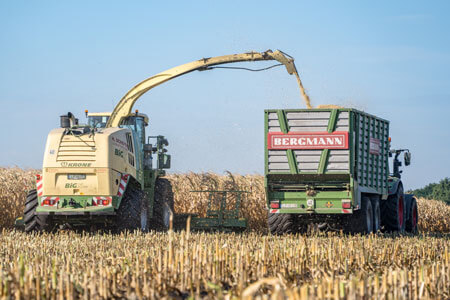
[106,49,311,128]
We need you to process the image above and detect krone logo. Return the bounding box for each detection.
[61,162,92,168]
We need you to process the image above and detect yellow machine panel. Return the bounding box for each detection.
[41,127,137,196]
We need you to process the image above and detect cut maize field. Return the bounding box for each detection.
[0,167,449,299]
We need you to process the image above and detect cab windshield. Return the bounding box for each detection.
[88,116,110,128]
[121,116,146,145]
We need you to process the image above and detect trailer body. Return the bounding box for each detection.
[265,108,390,215]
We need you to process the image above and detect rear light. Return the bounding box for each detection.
[36,174,41,180]
[270,202,279,209]
[41,197,59,206]
[342,199,351,209]
[93,197,112,206]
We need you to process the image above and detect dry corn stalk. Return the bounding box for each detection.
[0,230,448,299]
[0,168,449,233]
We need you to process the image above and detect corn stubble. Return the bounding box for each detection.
[0,230,449,299]
[0,167,449,299]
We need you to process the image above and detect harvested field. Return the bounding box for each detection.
[0,230,449,299]
[0,167,449,299]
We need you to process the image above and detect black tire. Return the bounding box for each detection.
[116,181,148,232]
[351,196,373,234]
[371,196,381,233]
[268,213,295,235]
[151,178,174,231]
[381,185,406,232]
[24,190,53,232]
[405,197,419,234]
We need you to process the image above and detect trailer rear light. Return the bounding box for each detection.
[270,202,280,209]
[102,199,110,206]
[342,199,351,209]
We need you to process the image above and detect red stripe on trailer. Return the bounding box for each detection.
[119,183,125,190]
[342,209,351,214]
[270,209,279,214]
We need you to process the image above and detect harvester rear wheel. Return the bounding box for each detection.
[23,189,53,232]
[151,178,174,231]
[268,213,295,235]
[381,185,406,233]
[349,196,373,234]
[405,197,418,234]
[116,181,148,232]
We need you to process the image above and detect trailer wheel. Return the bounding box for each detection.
[371,196,381,233]
[405,197,418,234]
[151,178,174,231]
[351,196,373,234]
[24,189,53,232]
[381,185,406,232]
[116,181,148,232]
[268,213,295,235]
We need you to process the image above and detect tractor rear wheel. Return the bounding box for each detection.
[116,181,148,232]
[350,196,373,234]
[24,189,53,232]
[151,178,174,231]
[381,185,406,232]
[268,213,295,235]
[406,197,419,234]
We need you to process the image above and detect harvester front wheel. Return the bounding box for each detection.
[116,181,148,232]
[23,189,52,232]
[151,178,174,231]
[381,185,406,233]
[268,213,295,235]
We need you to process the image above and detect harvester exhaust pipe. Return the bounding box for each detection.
[60,112,78,128]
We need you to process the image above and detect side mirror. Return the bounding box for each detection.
[157,136,169,147]
[404,152,411,166]
[158,154,171,169]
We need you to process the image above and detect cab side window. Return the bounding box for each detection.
[126,133,135,166]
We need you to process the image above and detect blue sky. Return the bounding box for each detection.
[0,1,449,189]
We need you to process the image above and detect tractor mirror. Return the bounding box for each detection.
[158,154,171,169]
[404,152,411,166]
